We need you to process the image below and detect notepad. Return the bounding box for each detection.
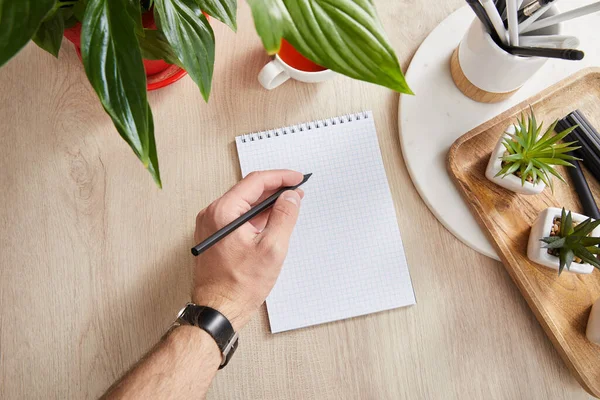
[235,111,415,333]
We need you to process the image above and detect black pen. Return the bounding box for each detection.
[191,173,312,256]
[496,0,507,17]
[503,46,584,60]
[558,116,600,220]
[466,0,502,44]
[567,160,600,220]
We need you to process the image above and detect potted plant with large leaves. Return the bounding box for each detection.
[0,0,412,187]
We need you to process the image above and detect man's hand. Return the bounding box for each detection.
[193,170,305,331]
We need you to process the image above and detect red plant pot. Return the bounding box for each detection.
[63,11,187,91]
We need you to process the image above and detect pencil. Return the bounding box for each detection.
[503,46,584,60]
[567,160,600,220]
[466,0,502,44]
[506,0,519,45]
[191,173,312,256]
[521,1,600,33]
[482,0,509,44]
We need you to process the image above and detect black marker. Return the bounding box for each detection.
[191,173,312,256]
[503,46,584,60]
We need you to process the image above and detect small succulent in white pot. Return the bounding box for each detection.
[527,207,600,275]
[485,110,580,195]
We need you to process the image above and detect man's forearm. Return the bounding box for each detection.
[102,326,221,399]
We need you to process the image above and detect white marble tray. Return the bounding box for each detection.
[399,2,600,260]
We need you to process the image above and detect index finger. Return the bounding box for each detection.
[223,170,304,206]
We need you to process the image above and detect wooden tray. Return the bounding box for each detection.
[447,67,600,398]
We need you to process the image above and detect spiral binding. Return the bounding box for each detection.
[238,111,371,143]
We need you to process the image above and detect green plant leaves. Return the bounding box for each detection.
[248,0,285,53]
[125,0,144,35]
[154,0,215,101]
[197,0,237,31]
[0,0,56,66]
[500,111,581,190]
[543,208,600,275]
[82,0,161,187]
[33,7,74,57]
[247,0,412,94]
[138,29,182,67]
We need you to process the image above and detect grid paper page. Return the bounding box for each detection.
[235,111,415,333]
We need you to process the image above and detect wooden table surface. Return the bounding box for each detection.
[0,1,595,399]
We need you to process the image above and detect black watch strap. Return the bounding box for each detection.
[175,303,239,369]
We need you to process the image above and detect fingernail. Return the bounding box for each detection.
[282,191,300,206]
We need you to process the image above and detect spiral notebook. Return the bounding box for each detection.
[235,111,415,333]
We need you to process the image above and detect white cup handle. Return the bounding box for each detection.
[258,59,290,90]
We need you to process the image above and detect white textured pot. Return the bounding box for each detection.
[456,5,562,95]
[587,297,600,345]
[527,207,598,274]
[485,125,546,195]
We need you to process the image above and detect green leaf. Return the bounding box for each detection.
[248,0,412,94]
[154,0,215,101]
[543,237,566,249]
[587,246,600,255]
[138,28,182,67]
[502,154,523,162]
[575,219,600,236]
[528,108,537,147]
[0,0,56,66]
[537,125,577,149]
[561,249,574,274]
[503,139,519,154]
[196,0,237,31]
[125,0,144,36]
[145,105,162,188]
[541,236,562,244]
[73,0,88,20]
[520,162,527,186]
[33,7,70,57]
[581,237,600,246]
[560,208,567,237]
[81,0,161,187]
[565,210,573,236]
[575,246,600,267]
[536,158,575,167]
[247,0,285,53]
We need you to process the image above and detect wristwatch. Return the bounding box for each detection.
[173,303,239,369]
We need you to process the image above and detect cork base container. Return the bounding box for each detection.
[450,48,518,103]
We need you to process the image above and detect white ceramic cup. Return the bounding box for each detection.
[258,54,336,90]
[457,5,563,94]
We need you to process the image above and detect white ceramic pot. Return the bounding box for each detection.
[485,125,546,195]
[527,207,599,274]
[457,5,563,94]
[587,297,600,345]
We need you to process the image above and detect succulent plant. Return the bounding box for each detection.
[496,109,580,191]
[541,208,600,275]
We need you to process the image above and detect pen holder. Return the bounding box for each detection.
[451,6,563,103]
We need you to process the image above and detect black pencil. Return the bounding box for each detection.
[558,119,600,182]
[556,119,600,219]
[466,0,502,44]
[567,160,600,220]
[191,173,312,256]
[573,110,600,152]
[503,46,584,60]
[496,0,507,16]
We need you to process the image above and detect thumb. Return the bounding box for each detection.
[261,190,302,242]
